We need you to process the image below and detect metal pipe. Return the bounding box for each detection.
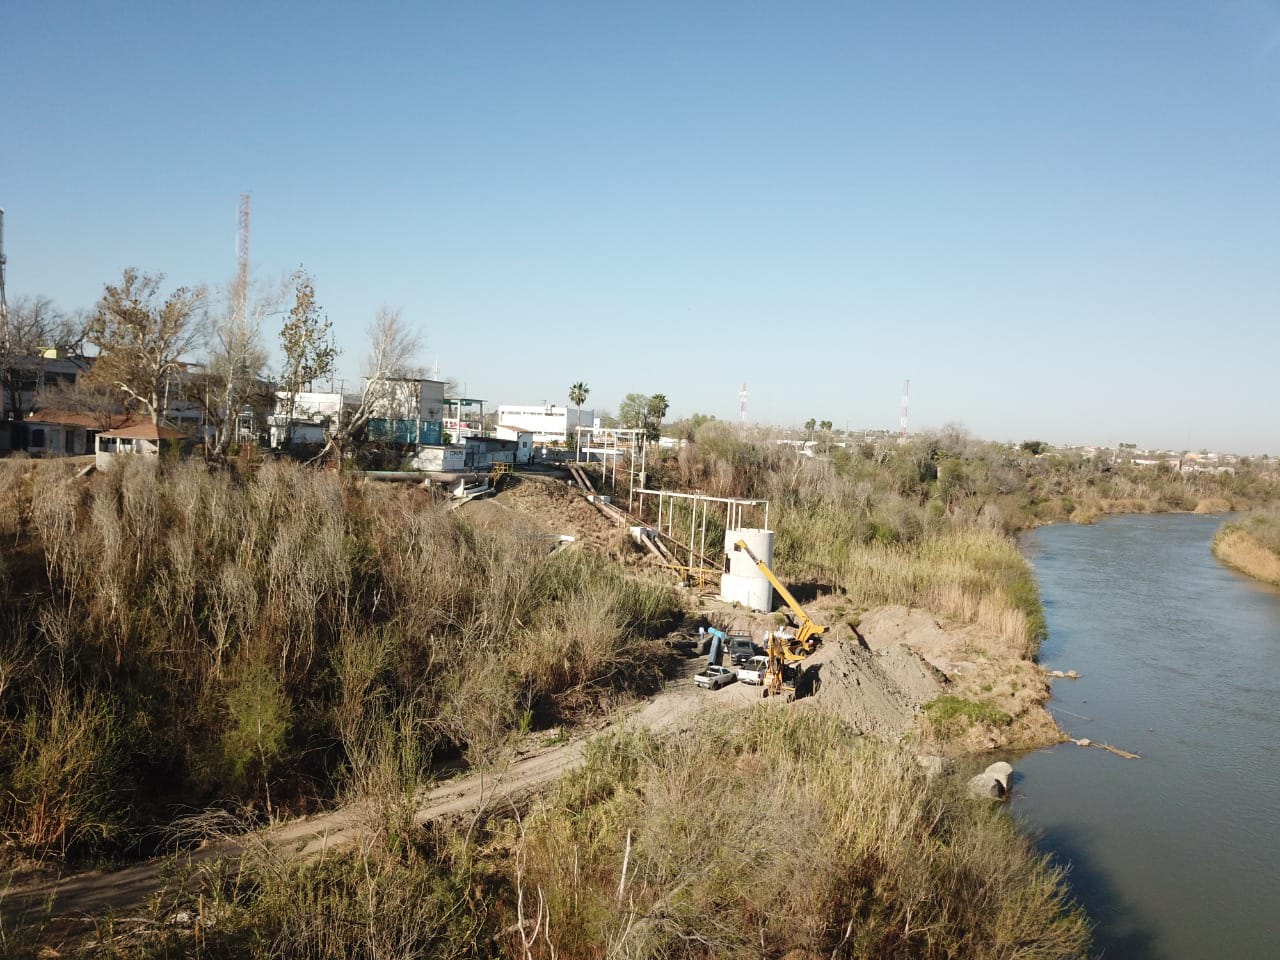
[699,497,707,571]
[688,499,695,571]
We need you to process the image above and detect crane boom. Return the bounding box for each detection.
[731,539,826,651]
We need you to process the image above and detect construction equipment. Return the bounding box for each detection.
[761,629,808,698]
[488,461,513,491]
[731,539,827,653]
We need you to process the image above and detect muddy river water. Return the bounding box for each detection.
[1015,514,1280,958]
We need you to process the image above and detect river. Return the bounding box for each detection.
[1015,514,1280,959]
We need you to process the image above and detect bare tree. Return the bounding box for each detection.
[1,295,87,428]
[86,269,206,427]
[278,269,336,449]
[195,273,283,458]
[315,306,422,462]
[36,377,128,432]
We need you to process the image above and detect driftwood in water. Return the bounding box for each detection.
[1072,737,1141,760]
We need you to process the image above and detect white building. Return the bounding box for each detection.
[493,425,534,463]
[269,390,344,448]
[496,403,594,444]
[366,377,447,421]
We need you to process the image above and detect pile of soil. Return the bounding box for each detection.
[798,639,947,739]
[856,604,1061,750]
[461,474,650,562]
[856,605,963,672]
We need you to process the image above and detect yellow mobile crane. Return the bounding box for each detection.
[730,538,830,699]
[731,539,827,654]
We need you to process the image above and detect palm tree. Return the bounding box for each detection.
[645,393,669,441]
[568,381,589,438]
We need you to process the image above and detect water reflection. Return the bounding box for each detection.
[1028,822,1162,959]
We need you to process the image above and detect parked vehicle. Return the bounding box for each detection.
[727,635,758,665]
[694,664,737,690]
[737,655,769,685]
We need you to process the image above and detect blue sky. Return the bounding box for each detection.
[5,2,1279,452]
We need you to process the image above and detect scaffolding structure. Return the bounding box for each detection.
[575,427,647,511]
[633,489,769,584]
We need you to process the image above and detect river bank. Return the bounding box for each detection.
[1212,522,1280,586]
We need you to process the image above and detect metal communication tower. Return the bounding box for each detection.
[899,379,910,441]
[739,381,748,425]
[237,194,251,319]
[0,208,8,349]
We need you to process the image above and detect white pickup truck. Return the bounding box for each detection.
[694,664,737,690]
[736,655,770,685]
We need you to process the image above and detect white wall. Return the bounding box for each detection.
[413,445,467,472]
[366,379,447,421]
[497,404,594,443]
[494,425,534,463]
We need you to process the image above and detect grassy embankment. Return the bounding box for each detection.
[0,452,1101,959]
[1212,507,1280,586]
[0,457,679,865]
[30,713,1090,960]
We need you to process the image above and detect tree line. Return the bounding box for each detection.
[1,266,424,460]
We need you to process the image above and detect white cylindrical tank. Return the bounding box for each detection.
[720,527,775,612]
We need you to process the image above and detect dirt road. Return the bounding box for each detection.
[2,736,590,925]
[1,659,714,928]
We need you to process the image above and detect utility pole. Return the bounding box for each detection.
[233,194,251,443]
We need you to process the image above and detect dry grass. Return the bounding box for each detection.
[124,711,1087,960]
[0,459,679,861]
[1213,524,1280,586]
[500,710,1090,959]
[1194,497,1233,514]
[830,529,1044,659]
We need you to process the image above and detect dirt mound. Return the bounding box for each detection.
[857,605,958,670]
[462,474,651,562]
[799,639,947,740]
[857,605,1062,751]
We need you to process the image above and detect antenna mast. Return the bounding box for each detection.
[899,379,910,442]
[0,208,8,350]
[739,381,749,426]
[236,194,251,321]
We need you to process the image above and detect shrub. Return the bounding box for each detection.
[0,460,685,860]
[0,682,129,858]
[923,694,1014,737]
